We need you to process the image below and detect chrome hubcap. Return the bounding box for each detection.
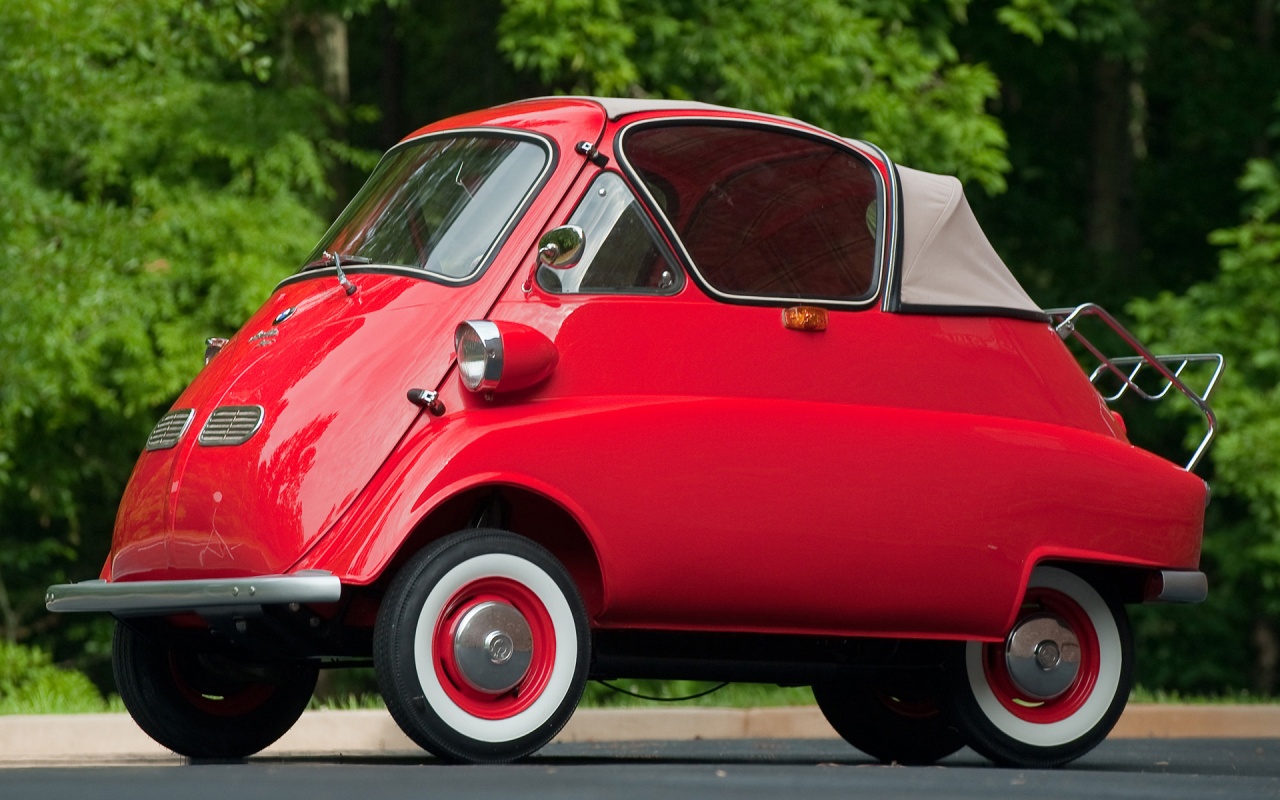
[1004,613,1080,699]
[452,601,533,693]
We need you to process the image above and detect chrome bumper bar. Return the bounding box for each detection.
[1146,570,1208,604]
[45,571,342,615]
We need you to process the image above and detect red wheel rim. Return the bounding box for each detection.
[876,692,943,721]
[432,576,556,720]
[168,654,276,717]
[981,587,1101,724]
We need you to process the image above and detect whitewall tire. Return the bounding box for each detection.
[374,529,589,763]
[948,566,1133,767]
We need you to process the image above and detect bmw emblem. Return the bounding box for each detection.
[273,307,296,325]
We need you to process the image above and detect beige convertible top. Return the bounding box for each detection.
[896,166,1043,318]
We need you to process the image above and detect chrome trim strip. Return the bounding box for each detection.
[45,571,342,615]
[1152,570,1208,604]
[859,141,903,313]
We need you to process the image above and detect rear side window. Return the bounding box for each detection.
[621,124,879,303]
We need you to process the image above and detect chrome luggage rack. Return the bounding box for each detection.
[1047,304,1223,472]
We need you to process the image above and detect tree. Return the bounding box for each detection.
[1128,156,1280,694]
[497,0,1011,193]
[958,0,1280,308]
[952,0,1280,691]
[0,0,345,673]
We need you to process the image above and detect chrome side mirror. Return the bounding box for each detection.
[537,225,585,270]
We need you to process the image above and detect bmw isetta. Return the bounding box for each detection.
[47,97,1221,767]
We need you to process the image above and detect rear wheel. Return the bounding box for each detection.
[112,622,317,759]
[374,529,589,763]
[814,671,963,765]
[947,566,1133,768]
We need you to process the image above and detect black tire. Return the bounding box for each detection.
[814,671,964,765]
[946,566,1134,768]
[374,529,590,764]
[112,621,317,759]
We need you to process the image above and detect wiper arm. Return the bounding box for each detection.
[304,252,373,270]
[305,251,367,296]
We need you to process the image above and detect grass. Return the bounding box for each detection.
[4,680,1279,716]
[581,680,813,708]
[308,682,1280,712]
[4,634,1277,715]
[1129,686,1280,705]
[308,681,814,711]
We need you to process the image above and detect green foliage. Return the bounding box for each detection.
[1126,155,1280,692]
[995,0,1144,55]
[1130,158,1280,587]
[582,680,815,708]
[0,0,340,653]
[1,0,1275,705]
[0,641,107,714]
[498,0,1010,193]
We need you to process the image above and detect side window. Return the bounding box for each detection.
[538,172,682,294]
[622,124,879,303]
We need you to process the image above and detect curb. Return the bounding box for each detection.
[0,704,1276,766]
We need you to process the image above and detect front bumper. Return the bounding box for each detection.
[45,571,342,616]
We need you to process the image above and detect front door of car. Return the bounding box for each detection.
[484,121,1017,639]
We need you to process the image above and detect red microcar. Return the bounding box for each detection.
[47,97,1221,768]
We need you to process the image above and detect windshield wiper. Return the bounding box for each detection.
[304,252,373,270]
[305,251,368,296]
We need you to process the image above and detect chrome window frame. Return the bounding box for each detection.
[535,170,687,297]
[614,117,895,310]
[281,128,558,291]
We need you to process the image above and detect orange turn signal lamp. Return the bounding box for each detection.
[782,306,828,332]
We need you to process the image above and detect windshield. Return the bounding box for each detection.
[304,134,549,281]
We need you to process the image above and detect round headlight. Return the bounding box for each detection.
[454,320,503,392]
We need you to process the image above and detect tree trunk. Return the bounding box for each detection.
[377,4,406,151]
[314,13,350,211]
[1254,617,1278,695]
[0,569,19,643]
[313,13,350,109]
[1256,0,1275,159]
[1086,56,1140,269]
[287,11,351,212]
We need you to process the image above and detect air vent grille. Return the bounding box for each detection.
[198,405,265,447]
[145,409,195,451]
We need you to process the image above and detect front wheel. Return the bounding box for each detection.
[947,566,1133,768]
[112,622,318,759]
[374,529,590,763]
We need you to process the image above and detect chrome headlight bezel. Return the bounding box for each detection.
[454,320,504,392]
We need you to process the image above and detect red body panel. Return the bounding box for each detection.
[106,101,606,581]
[104,98,1207,645]
[294,291,1204,640]
[110,275,488,579]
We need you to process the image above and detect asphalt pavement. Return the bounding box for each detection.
[1,704,1279,766]
[1,739,1277,800]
